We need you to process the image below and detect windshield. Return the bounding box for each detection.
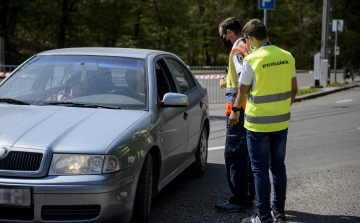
[0,55,147,110]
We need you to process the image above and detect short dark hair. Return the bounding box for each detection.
[242,19,267,40]
[219,17,242,35]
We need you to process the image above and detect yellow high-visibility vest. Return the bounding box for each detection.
[244,45,295,132]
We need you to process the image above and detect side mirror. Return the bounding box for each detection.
[161,93,189,107]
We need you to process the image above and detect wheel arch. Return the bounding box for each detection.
[204,117,210,139]
[147,145,161,196]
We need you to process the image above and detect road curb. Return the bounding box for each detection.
[294,84,359,102]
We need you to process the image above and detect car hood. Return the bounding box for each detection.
[0,105,147,154]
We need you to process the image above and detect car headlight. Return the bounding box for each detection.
[49,154,120,175]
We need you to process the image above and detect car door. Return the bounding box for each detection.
[155,58,189,179]
[164,58,204,157]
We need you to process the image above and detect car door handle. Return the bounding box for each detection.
[183,112,188,120]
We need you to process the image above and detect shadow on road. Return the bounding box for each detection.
[285,210,360,223]
[149,161,360,223]
[150,162,251,222]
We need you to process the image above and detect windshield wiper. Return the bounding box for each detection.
[0,98,31,105]
[43,101,121,109]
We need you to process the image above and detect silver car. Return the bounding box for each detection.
[0,48,209,223]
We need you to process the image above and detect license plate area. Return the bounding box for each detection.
[0,186,32,207]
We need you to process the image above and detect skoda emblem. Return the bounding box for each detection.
[0,147,8,159]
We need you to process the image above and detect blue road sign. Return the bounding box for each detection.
[259,0,275,10]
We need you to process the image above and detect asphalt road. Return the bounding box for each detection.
[150,86,360,223]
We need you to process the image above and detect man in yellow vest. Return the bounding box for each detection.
[229,19,298,223]
[215,17,255,213]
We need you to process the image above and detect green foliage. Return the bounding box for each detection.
[327,82,349,87]
[0,0,359,69]
[296,87,322,96]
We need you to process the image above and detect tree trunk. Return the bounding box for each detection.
[57,0,69,48]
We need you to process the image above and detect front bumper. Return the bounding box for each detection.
[0,173,136,223]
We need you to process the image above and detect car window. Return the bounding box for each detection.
[166,58,192,94]
[180,65,196,89]
[0,65,42,96]
[0,56,147,110]
[155,59,177,100]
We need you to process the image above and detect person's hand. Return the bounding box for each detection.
[228,111,240,126]
[220,76,227,89]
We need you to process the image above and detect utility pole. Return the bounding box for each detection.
[320,0,332,84]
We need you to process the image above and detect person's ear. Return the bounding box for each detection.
[227,29,232,37]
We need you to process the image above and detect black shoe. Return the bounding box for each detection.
[271,208,286,222]
[241,210,272,223]
[214,201,246,213]
[246,199,255,209]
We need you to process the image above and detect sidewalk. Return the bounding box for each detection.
[294,83,359,102]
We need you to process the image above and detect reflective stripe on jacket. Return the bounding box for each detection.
[244,45,295,132]
[225,41,250,115]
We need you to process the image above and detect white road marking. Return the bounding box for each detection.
[336,99,353,103]
[208,146,225,150]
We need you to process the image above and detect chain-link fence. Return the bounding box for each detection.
[190,66,227,104]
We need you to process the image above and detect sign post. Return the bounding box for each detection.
[332,19,343,83]
[259,0,275,28]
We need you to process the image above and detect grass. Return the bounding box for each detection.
[296,87,322,96]
[296,82,351,96]
[327,82,350,87]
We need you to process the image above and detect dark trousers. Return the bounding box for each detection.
[225,111,255,206]
[247,128,288,215]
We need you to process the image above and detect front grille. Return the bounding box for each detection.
[41,205,101,221]
[0,206,34,221]
[0,151,43,171]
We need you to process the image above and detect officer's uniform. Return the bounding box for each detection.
[223,37,255,207]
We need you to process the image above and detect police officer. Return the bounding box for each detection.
[229,19,298,223]
[215,17,255,213]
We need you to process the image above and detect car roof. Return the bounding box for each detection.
[38,47,175,59]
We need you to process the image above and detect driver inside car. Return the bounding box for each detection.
[46,74,87,102]
[125,69,145,102]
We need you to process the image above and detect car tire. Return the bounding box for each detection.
[193,126,208,177]
[130,153,153,223]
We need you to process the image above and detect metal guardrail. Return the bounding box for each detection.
[0,65,18,73]
[190,66,227,104]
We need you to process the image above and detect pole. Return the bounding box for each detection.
[264,9,267,28]
[320,0,327,60]
[334,21,338,83]
[320,0,332,83]
[327,0,332,83]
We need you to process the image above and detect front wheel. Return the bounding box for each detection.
[192,126,208,177]
[130,153,153,223]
